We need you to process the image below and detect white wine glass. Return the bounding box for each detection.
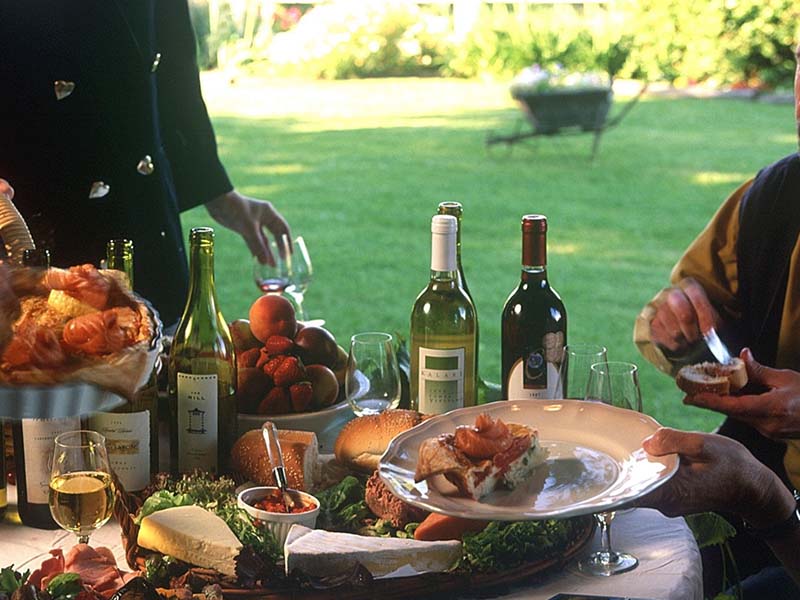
[346,332,402,417]
[579,361,643,576]
[253,234,291,294]
[49,430,115,544]
[285,236,313,321]
[556,343,608,399]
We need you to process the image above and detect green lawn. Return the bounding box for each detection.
[183,75,796,433]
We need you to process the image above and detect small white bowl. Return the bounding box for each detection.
[237,486,320,546]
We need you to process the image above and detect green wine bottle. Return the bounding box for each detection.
[87,239,159,492]
[410,215,477,413]
[168,228,236,475]
[0,420,6,520]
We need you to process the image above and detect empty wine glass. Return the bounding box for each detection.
[346,332,402,417]
[253,234,291,294]
[579,361,643,576]
[556,343,608,399]
[284,236,313,321]
[49,430,115,544]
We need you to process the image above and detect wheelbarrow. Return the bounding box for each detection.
[486,82,648,160]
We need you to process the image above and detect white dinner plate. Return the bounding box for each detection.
[378,399,677,521]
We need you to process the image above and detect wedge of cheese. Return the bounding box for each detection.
[284,525,461,578]
[137,505,242,577]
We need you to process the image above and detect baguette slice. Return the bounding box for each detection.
[676,357,747,395]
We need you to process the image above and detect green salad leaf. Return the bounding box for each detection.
[0,566,28,594]
[46,572,83,600]
[136,490,194,523]
[316,475,370,532]
[460,518,584,572]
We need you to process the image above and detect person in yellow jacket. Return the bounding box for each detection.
[634,43,800,598]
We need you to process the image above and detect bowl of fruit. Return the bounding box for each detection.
[233,295,354,450]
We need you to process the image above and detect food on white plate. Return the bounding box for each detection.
[0,264,156,398]
[283,524,462,578]
[364,471,428,529]
[231,428,319,492]
[137,505,242,578]
[675,357,747,395]
[414,413,547,500]
[334,408,425,472]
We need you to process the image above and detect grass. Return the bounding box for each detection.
[182,75,796,432]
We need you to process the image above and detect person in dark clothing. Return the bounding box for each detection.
[0,0,289,327]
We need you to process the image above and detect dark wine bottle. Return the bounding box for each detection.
[86,239,159,492]
[501,215,567,400]
[168,228,236,475]
[12,416,80,529]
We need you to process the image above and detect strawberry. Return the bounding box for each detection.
[261,354,286,378]
[289,381,313,412]
[264,335,295,356]
[257,386,291,415]
[273,355,306,387]
[237,347,261,369]
[255,347,273,370]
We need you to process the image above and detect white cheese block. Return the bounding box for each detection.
[137,505,242,577]
[284,525,462,578]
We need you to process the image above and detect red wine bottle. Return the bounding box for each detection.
[501,215,567,400]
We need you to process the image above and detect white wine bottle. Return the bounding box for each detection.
[168,227,236,475]
[411,215,477,413]
[502,215,567,400]
[86,239,159,492]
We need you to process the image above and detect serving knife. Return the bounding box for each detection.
[262,421,301,511]
[703,326,733,365]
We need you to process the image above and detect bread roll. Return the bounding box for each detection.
[231,429,319,492]
[334,409,424,472]
[676,357,747,395]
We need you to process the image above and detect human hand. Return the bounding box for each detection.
[650,277,721,354]
[205,190,291,266]
[639,427,794,528]
[684,348,800,439]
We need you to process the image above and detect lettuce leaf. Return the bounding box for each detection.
[135,490,194,523]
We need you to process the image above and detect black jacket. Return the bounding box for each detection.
[0,0,233,326]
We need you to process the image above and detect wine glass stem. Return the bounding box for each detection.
[77,534,89,545]
[290,291,307,320]
[597,513,616,564]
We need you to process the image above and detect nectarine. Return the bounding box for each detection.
[294,326,338,368]
[249,295,297,342]
[230,319,261,352]
[306,364,339,408]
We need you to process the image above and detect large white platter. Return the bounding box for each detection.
[378,399,677,521]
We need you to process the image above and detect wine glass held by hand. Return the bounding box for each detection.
[556,343,608,399]
[579,361,643,576]
[346,332,402,417]
[253,234,292,294]
[49,430,115,544]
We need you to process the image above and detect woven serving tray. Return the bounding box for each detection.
[115,478,594,600]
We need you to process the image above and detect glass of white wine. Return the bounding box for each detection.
[285,236,313,321]
[579,361,643,576]
[49,430,115,544]
[346,332,402,417]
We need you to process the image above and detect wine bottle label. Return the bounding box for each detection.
[418,346,465,414]
[177,373,219,474]
[88,411,150,492]
[20,416,81,504]
[506,332,564,400]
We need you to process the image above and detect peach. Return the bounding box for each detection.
[294,326,338,368]
[306,364,339,408]
[249,295,297,342]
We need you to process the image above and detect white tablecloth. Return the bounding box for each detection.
[0,486,702,600]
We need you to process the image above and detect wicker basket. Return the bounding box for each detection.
[115,480,594,599]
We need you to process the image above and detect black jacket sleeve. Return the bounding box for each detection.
[155,0,232,212]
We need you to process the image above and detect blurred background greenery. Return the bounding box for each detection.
[176,0,798,432]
